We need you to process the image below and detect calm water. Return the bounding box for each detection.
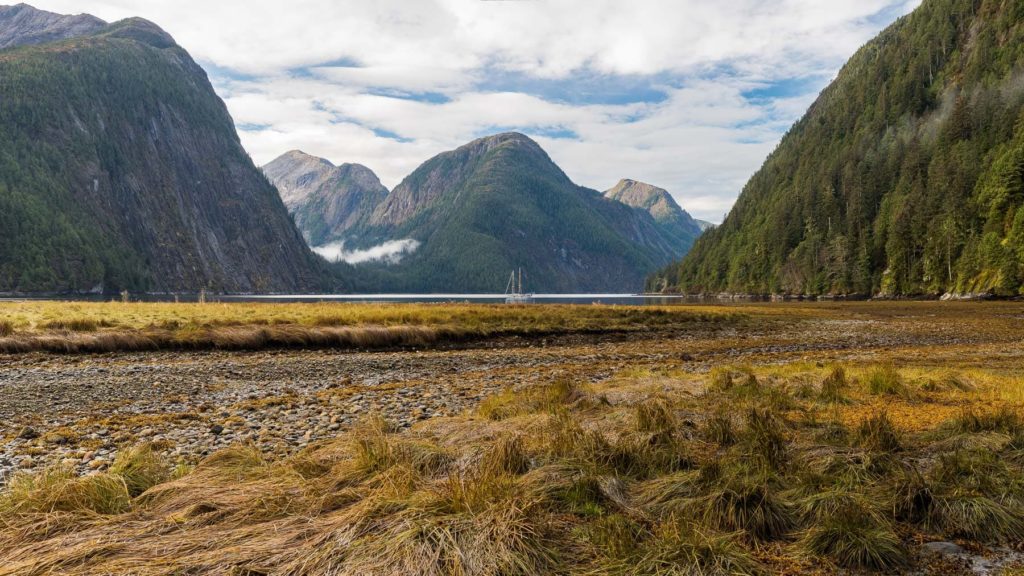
[224,294,697,305]
[0,294,710,306]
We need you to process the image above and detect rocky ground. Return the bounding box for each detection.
[0,306,1018,484]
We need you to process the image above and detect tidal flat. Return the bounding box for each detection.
[0,301,1023,575]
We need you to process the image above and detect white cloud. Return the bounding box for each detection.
[29,0,922,221]
[313,239,421,265]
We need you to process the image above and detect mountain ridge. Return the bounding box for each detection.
[0,5,330,293]
[0,3,105,49]
[267,133,701,293]
[651,0,1024,298]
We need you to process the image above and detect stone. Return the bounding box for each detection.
[17,427,39,440]
[921,541,966,556]
[210,424,224,436]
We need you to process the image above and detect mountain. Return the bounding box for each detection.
[0,3,104,49]
[604,179,703,254]
[263,151,388,247]
[652,0,1024,297]
[0,5,329,293]
[696,220,717,232]
[286,133,697,293]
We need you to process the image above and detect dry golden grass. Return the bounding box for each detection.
[0,301,741,354]
[0,356,1021,575]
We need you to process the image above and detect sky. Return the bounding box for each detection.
[32,0,921,222]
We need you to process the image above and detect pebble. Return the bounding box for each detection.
[0,320,931,483]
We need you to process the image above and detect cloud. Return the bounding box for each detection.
[313,239,421,265]
[30,0,922,221]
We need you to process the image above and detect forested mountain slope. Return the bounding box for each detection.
[341,133,694,293]
[652,0,1024,297]
[0,5,329,293]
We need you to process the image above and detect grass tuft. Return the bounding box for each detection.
[866,364,909,397]
[606,520,761,576]
[742,408,788,471]
[0,467,131,518]
[943,407,1022,436]
[699,472,795,541]
[108,444,171,497]
[635,398,677,433]
[478,380,589,421]
[819,366,848,403]
[42,318,101,332]
[702,412,737,446]
[855,413,902,453]
[928,494,1024,543]
[799,504,907,571]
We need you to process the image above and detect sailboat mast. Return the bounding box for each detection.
[518,268,523,294]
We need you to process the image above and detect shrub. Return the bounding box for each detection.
[0,320,13,337]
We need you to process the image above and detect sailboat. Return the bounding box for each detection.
[504,268,534,304]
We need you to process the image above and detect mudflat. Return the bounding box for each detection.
[0,301,1022,574]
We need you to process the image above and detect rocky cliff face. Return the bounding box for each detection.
[0,3,105,49]
[264,151,388,246]
[604,179,704,254]
[0,5,329,293]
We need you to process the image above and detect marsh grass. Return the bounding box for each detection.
[701,412,737,446]
[942,406,1022,436]
[108,444,171,497]
[856,413,902,453]
[0,301,741,354]
[1,361,1023,574]
[41,318,104,332]
[798,505,907,571]
[866,364,910,397]
[819,366,848,403]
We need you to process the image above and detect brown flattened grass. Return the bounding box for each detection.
[0,360,1022,574]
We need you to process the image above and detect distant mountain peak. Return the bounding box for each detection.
[98,17,177,49]
[264,151,388,247]
[604,179,704,258]
[605,179,687,221]
[0,3,106,49]
[464,132,545,154]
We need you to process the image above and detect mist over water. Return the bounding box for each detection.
[312,239,421,265]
